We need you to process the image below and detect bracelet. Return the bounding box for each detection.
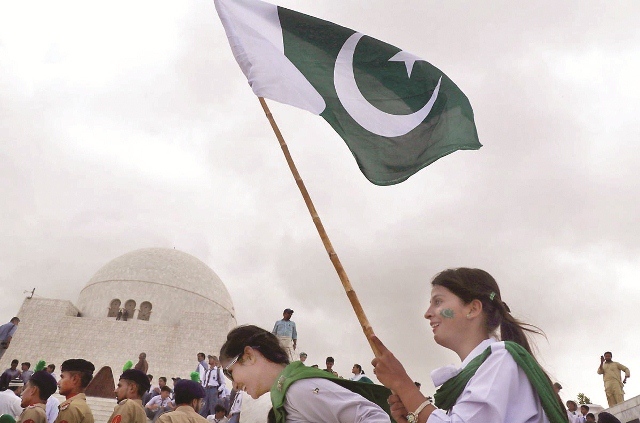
[406,400,431,423]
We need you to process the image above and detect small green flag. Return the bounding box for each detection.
[215,0,481,185]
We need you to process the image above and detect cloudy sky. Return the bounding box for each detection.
[2,0,639,408]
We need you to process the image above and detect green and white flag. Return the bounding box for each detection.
[215,0,481,185]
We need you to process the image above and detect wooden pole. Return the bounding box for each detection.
[258,97,380,356]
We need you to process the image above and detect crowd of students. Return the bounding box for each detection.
[0,267,627,423]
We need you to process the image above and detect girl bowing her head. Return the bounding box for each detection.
[220,325,392,423]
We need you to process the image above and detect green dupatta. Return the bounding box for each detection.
[270,361,394,423]
[433,341,567,423]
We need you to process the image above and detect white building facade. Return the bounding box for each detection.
[0,248,237,382]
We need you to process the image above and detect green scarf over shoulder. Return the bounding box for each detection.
[433,341,567,423]
[270,361,394,423]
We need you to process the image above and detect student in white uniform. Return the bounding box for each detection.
[371,267,568,423]
[219,325,391,423]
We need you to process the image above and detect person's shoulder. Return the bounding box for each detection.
[477,342,520,371]
[119,399,141,409]
[156,412,172,423]
[22,404,47,419]
[288,376,345,397]
[69,395,93,414]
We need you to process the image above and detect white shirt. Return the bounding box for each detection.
[428,338,550,423]
[46,395,60,423]
[206,416,229,423]
[203,366,225,392]
[147,395,172,409]
[283,377,390,423]
[229,391,242,415]
[0,389,23,417]
[197,362,208,383]
[566,411,581,423]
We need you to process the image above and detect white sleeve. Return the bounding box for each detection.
[11,398,23,417]
[284,378,390,423]
[46,396,59,423]
[199,364,206,382]
[427,347,549,423]
[217,368,226,392]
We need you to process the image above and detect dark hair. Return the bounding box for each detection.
[432,268,565,415]
[597,412,621,423]
[353,364,363,374]
[47,364,55,371]
[326,357,334,363]
[147,374,153,381]
[28,373,56,400]
[214,404,227,414]
[130,380,146,397]
[160,386,172,393]
[10,317,19,324]
[587,413,594,419]
[76,371,93,388]
[197,353,205,359]
[220,325,289,365]
[581,405,589,411]
[566,400,577,407]
[22,362,30,368]
[10,360,18,366]
[174,380,204,404]
[604,351,612,356]
[159,377,167,383]
[431,268,543,354]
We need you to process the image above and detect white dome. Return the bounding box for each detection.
[76,248,234,322]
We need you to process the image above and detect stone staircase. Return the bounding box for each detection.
[87,396,118,423]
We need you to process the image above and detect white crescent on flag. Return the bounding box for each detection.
[333,32,442,138]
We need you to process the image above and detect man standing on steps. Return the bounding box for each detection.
[272,308,297,362]
[598,351,630,407]
[0,318,19,361]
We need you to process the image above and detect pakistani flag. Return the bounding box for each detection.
[215,0,481,185]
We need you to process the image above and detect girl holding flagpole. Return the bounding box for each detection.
[371,267,567,423]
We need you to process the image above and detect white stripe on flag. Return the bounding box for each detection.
[214,0,325,114]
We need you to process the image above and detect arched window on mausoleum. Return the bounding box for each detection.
[138,301,152,321]
[108,299,121,318]
[124,299,136,320]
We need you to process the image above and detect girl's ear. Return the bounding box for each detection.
[243,346,257,364]
[467,298,483,318]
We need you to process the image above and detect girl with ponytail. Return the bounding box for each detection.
[371,267,567,423]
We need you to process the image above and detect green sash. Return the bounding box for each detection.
[433,341,567,423]
[270,362,394,423]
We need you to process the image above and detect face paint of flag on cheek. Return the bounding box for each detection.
[440,309,455,319]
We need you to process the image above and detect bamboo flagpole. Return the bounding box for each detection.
[258,97,381,357]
